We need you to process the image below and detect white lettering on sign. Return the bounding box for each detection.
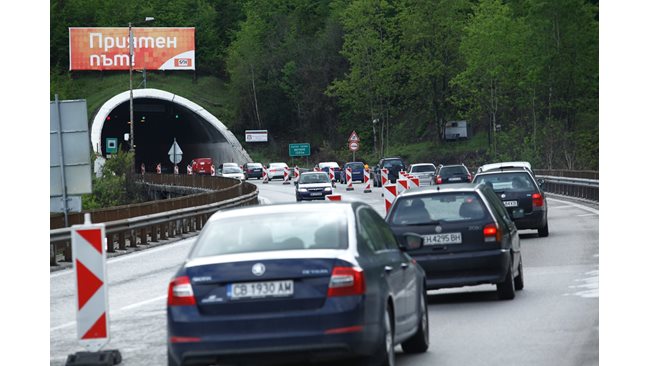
[88,33,178,51]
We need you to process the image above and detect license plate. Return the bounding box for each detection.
[423,233,462,245]
[449,177,461,181]
[227,280,294,300]
[503,200,518,207]
[310,192,322,196]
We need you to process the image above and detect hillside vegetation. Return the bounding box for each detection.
[51,0,598,169]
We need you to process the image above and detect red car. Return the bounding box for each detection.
[191,158,214,175]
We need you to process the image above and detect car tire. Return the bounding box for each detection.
[497,266,516,300]
[514,259,524,290]
[538,221,549,237]
[365,305,395,366]
[401,289,429,354]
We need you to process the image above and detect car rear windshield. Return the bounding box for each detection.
[383,160,404,169]
[191,211,348,257]
[247,163,263,168]
[270,163,286,168]
[223,167,242,174]
[474,172,535,192]
[439,166,468,178]
[347,163,364,170]
[411,165,435,173]
[389,192,488,225]
[300,173,330,183]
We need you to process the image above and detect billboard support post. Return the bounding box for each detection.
[54,94,69,227]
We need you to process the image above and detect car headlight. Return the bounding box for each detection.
[324,187,332,192]
[298,188,308,192]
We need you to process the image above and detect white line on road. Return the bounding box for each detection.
[547,197,599,215]
[552,205,574,209]
[577,213,598,217]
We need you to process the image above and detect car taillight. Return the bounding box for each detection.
[483,223,502,243]
[436,176,442,184]
[532,193,544,207]
[467,173,472,181]
[168,276,196,306]
[327,267,365,297]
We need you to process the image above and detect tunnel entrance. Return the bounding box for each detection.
[91,88,251,173]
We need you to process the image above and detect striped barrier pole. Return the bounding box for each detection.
[283,167,290,185]
[346,168,354,191]
[262,166,269,184]
[326,194,342,201]
[364,169,372,193]
[384,184,397,215]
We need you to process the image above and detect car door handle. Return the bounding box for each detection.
[401,262,409,269]
[384,266,393,272]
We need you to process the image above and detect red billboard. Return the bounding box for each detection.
[69,27,195,71]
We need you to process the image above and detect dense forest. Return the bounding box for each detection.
[51,0,598,170]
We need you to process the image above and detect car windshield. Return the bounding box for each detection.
[247,163,262,168]
[191,211,348,257]
[347,163,364,170]
[440,166,467,178]
[411,165,435,173]
[223,167,242,174]
[389,193,487,225]
[383,160,404,169]
[270,163,286,169]
[299,173,329,184]
[474,172,535,192]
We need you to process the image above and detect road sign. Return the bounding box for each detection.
[168,139,183,164]
[289,143,311,157]
[348,130,360,142]
[71,219,109,352]
[105,138,118,154]
[349,141,360,152]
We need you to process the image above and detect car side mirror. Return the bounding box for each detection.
[400,232,424,251]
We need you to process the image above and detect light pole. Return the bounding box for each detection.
[128,17,155,154]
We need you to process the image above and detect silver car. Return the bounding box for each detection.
[408,163,437,185]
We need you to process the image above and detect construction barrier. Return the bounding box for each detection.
[408,176,420,189]
[173,165,179,175]
[283,167,290,185]
[383,184,397,215]
[156,163,161,174]
[141,163,145,175]
[346,168,354,191]
[364,169,372,193]
[294,166,300,181]
[329,169,336,187]
[262,166,269,184]
[381,168,389,186]
[187,165,192,175]
[326,194,342,201]
[211,165,216,176]
[397,178,409,195]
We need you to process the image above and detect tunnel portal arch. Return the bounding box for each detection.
[90,88,251,171]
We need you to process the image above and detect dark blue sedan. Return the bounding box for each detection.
[167,202,429,366]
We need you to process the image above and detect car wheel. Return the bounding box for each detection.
[401,289,429,353]
[538,221,549,237]
[296,195,302,202]
[365,305,395,366]
[497,266,516,300]
[514,259,524,290]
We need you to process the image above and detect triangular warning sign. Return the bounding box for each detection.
[76,259,104,310]
[348,130,360,142]
[77,229,103,254]
[81,312,107,339]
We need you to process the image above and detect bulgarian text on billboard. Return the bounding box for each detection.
[69,27,195,71]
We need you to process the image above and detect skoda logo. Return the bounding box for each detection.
[252,263,266,276]
[435,226,442,233]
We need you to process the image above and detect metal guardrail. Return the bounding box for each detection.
[50,175,259,267]
[538,175,598,202]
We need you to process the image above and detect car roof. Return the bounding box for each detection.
[207,201,357,223]
[474,167,534,176]
[398,183,482,197]
[411,163,435,167]
[301,171,328,176]
[478,161,532,173]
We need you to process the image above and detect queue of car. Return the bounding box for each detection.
[168,157,546,365]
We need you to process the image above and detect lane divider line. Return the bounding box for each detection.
[547,197,599,215]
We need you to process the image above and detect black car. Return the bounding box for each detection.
[373,157,406,187]
[434,164,472,184]
[473,166,549,237]
[167,202,429,366]
[386,183,523,300]
[295,171,334,201]
[243,162,264,179]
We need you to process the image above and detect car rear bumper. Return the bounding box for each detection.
[168,296,379,365]
[512,210,546,229]
[297,190,333,200]
[413,249,511,290]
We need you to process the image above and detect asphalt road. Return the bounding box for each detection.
[50,179,598,365]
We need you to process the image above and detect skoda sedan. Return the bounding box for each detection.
[295,171,333,201]
[387,183,523,300]
[167,202,429,366]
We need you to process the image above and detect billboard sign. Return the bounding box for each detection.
[69,27,195,71]
[245,130,268,142]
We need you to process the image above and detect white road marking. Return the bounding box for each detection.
[577,213,598,217]
[547,197,599,215]
[552,205,574,209]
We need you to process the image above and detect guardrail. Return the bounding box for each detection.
[50,174,259,267]
[538,175,598,202]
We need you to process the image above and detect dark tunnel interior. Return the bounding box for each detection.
[99,98,229,172]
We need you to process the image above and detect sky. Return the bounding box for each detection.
[0,1,646,365]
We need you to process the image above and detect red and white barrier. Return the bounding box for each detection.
[156,163,161,174]
[397,178,409,195]
[328,168,336,187]
[71,215,109,351]
[384,184,397,215]
[326,194,342,201]
[173,165,179,175]
[408,177,420,189]
[211,164,216,177]
[187,164,192,175]
[294,166,300,181]
[381,168,389,186]
[262,166,268,184]
[141,163,145,175]
[363,168,372,193]
[283,167,290,185]
[346,168,354,191]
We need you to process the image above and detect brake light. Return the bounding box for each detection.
[168,276,196,306]
[532,193,544,207]
[436,176,442,184]
[467,173,472,181]
[327,267,365,297]
[483,223,502,243]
